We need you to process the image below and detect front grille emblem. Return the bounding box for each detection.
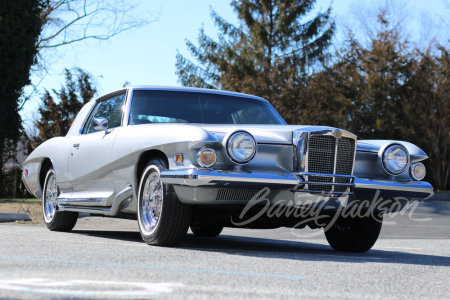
[333,129,343,139]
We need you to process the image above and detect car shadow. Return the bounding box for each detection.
[70,230,450,267]
[419,200,450,216]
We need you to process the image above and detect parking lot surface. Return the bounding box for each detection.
[0,200,449,299]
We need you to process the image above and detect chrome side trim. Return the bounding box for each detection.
[57,185,134,216]
[57,205,113,214]
[56,198,106,203]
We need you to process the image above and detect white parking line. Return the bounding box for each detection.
[0,278,182,297]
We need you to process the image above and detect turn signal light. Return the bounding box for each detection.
[197,148,217,168]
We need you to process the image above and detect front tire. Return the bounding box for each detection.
[43,167,78,231]
[324,214,383,252]
[137,157,191,246]
[190,222,223,237]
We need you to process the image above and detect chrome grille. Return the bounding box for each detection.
[308,135,336,192]
[306,134,355,194]
[216,189,261,201]
[335,137,356,192]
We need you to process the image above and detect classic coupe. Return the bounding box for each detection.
[22,86,433,252]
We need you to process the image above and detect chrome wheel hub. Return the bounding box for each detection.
[44,173,58,222]
[141,171,163,234]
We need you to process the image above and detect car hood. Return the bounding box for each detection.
[199,124,338,144]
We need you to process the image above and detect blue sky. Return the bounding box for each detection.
[22,0,449,131]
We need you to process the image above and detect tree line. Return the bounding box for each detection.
[2,0,449,197]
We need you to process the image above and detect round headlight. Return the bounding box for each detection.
[226,132,257,164]
[197,148,217,168]
[410,163,426,181]
[383,145,409,175]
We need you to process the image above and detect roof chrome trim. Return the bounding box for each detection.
[128,85,267,102]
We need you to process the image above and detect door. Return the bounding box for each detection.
[67,92,127,205]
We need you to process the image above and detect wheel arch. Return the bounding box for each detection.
[135,149,169,196]
[39,158,53,193]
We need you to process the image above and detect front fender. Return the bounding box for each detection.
[355,140,429,182]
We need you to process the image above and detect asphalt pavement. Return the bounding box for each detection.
[0,200,449,299]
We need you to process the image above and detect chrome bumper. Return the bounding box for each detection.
[353,178,434,199]
[160,168,434,200]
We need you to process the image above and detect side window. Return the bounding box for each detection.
[84,93,126,134]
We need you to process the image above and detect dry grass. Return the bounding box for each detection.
[0,198,43,224]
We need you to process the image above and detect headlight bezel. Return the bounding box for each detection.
[380,144,410,175]
[225,131,257,164]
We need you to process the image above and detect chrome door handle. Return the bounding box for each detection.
[73,144,80,148]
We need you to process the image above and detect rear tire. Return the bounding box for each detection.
[137,157,191,246]
[324,214,383,252]
[43,167,78,232]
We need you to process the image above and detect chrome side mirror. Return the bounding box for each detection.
[93,117,109,134]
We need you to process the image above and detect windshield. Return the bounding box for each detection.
[129,90,286,125]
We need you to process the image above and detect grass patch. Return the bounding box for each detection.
[0,198,42,224]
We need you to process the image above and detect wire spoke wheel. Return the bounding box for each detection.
[137,158,191,246]
[140,172,164,234]
[42,167,78,232]
[43,173,58,223]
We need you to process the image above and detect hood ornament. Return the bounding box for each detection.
[333,129,343,139]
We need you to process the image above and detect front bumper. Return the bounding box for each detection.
[160,168,434,205]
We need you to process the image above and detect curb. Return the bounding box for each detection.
[0,213,32,223]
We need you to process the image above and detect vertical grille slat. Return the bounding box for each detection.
[306,134,355,194]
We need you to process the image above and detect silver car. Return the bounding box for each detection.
[22,86,433,252]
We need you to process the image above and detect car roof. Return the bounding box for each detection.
[96,86,268,102]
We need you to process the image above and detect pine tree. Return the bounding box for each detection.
[312,10,415,139]
[408,48,450,190]
[176,0,335,124]
[34,68,96,145]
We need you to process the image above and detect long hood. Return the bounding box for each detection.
[199,125,339,144]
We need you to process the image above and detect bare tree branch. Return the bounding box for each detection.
[20,0,159,108]
[37,0,159,50]
[19,71,49,111]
